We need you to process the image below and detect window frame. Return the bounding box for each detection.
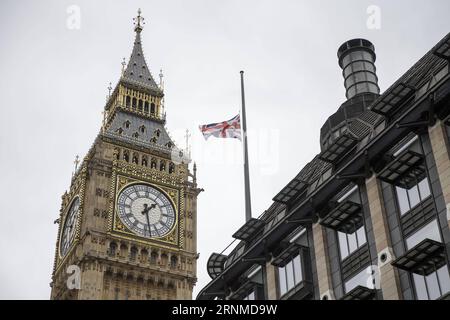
[394,176,432,216]
[276,253,304,298]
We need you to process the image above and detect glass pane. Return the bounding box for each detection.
[408,185,420,209]
[396,186,410,215]
[286,261,295,291]
[426,272,441,300]
[344,267,374,293]
[356,226,367,246]
[406,219,441,249]
[413,274,429,300]
[293,255,303,285]
[278,267,287,296]
[418,178,431,200]
[437,266,450,297]
[338,232,349,260]
[247,291,255,300]
[348,232,358,255]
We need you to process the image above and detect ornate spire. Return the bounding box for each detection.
[133,8,144,33]
[121,9,162,94]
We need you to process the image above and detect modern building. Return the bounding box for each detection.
[50,11,202,300]
[198,33,450,300]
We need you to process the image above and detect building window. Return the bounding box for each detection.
[170,256,178,269]
[243,290,256,300]
[344,266,376,293]
[150,251,158,264]
[413,266,450,300]
[337,226,367,260]
[144,101,149,113]
[130,247,137,261]
[277,254,302,297]
[403,219,450,299]
[150,103,156,114]
[108,242,117,256]
[138,99,143,112]
[395,177,431,216]
[125,96,131,107]
[405,219,441,249]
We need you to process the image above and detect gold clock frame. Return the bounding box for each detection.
[107,161,185,249]
[53,165,87,273]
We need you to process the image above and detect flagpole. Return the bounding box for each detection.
[240,71,252,222]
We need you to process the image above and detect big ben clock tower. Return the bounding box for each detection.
[50,10,201,300]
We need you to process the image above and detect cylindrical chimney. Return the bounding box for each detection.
[337,38,380,99]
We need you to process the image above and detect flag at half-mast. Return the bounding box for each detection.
[199,114,241,141]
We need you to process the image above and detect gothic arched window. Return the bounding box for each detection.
[144,101,149,113]
[120,243,128,258]
[139,125,146,133]
[142,156,148,167]
[123,150,130,162]
[151,158,157,169]
[138,99,143,112]
[124,120,130,129]
[169,162,175,174]
[125,96,131,108]
[109,242,117,257]
[170,256,178,269]
[130,247,138,261]
[150,103,156,114]
[132,97,137,109]
[160,160,166,172]
[132,153,139,164]
[160,253,168,266]
[140,249,148,262]
[150,251,158,264]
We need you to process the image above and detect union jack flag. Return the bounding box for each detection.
[199,114,241,141]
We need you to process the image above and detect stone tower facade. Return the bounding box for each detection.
[50,10,201,300]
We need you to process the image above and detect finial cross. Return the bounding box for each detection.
[133,8,145,30]
[74,155,80,171]
[185,129,191,152]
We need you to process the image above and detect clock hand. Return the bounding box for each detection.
[142,204,152,236]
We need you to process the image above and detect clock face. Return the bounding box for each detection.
[60,197,80,257]
[117,184,176,238]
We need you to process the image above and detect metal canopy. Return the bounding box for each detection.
[319,133,358,164]
[434,36,450,60]
[232,218,265,241]
[377,150,425,189]
[391,238,446,276]
[320,200,363,234]
[439,292,450,300]
[207,253,228,280]
[228,280,258,300]
[273,176,309,205]
[271,243,304,268]
[371,83,415,116]
[340,286,376,300]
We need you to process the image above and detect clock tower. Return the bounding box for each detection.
[50,10,201,300]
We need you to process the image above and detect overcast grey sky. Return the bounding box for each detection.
[0,0,449,299]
